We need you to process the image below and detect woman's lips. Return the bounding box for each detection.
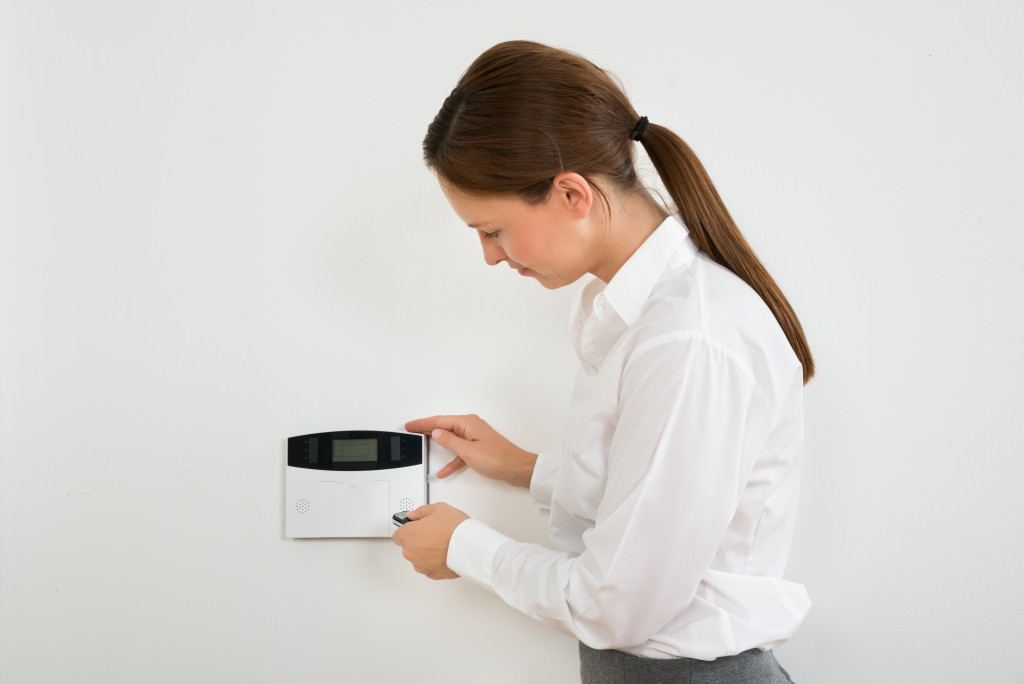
[517,267,530,276]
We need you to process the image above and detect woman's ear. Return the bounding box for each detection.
[550,172,594,219]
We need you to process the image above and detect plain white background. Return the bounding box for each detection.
[2,1,1022,682]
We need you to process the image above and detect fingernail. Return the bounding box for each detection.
[431,429,442,439]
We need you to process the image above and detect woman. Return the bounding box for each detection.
[393,40,813,683]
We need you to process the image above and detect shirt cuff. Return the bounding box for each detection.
[529,451,558,508]
[447,518,513,589]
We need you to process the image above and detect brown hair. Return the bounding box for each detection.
[424,41,814,383]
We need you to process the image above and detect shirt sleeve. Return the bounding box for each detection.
[529,451,559,508]
[446,334,777,651]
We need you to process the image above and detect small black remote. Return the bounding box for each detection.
[392,511,410,527]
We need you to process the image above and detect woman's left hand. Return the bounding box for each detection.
[392,503,469,580]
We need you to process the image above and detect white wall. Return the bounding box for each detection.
[2,2,1021,682]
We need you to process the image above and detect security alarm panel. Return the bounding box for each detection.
[286,430,427,538]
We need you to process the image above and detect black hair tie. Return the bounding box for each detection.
[629,116,649,141]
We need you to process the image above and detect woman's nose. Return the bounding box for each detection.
[480,239,506,266]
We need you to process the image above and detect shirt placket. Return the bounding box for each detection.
[578,293,611,374]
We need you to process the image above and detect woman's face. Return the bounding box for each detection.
[440,179,595,290]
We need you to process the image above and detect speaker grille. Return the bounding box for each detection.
[399,497,414,512]
[295,498,311,514]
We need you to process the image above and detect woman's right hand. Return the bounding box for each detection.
[405,415,537,488]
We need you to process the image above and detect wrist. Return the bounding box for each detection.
[509,451,538,488]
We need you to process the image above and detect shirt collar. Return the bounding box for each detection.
[601,213,693,327]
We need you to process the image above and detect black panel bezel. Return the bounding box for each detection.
[287,430,423,471]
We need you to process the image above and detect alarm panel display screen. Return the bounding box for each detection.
[332,438,377,463]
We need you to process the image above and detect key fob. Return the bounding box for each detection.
[392,511,410,527]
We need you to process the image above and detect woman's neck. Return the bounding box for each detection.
[590,189,670,283]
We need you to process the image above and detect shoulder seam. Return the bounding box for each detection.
[623,331,777,418]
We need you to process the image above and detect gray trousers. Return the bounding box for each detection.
[579,643,795,684]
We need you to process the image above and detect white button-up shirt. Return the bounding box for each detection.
[447,214,810,659]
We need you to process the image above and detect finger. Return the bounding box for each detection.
[404,416,439,434]
[404,504,433,521]
[430,427,479,458]
[405,415,465,435]
[436,456,467,479]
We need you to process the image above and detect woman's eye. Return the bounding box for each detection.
[483,230,501,239]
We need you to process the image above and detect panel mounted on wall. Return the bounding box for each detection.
[285,430,428,538]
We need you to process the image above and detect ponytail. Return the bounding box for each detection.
[640,124,815,383]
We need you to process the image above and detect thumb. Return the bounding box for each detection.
[404,504,433,522]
